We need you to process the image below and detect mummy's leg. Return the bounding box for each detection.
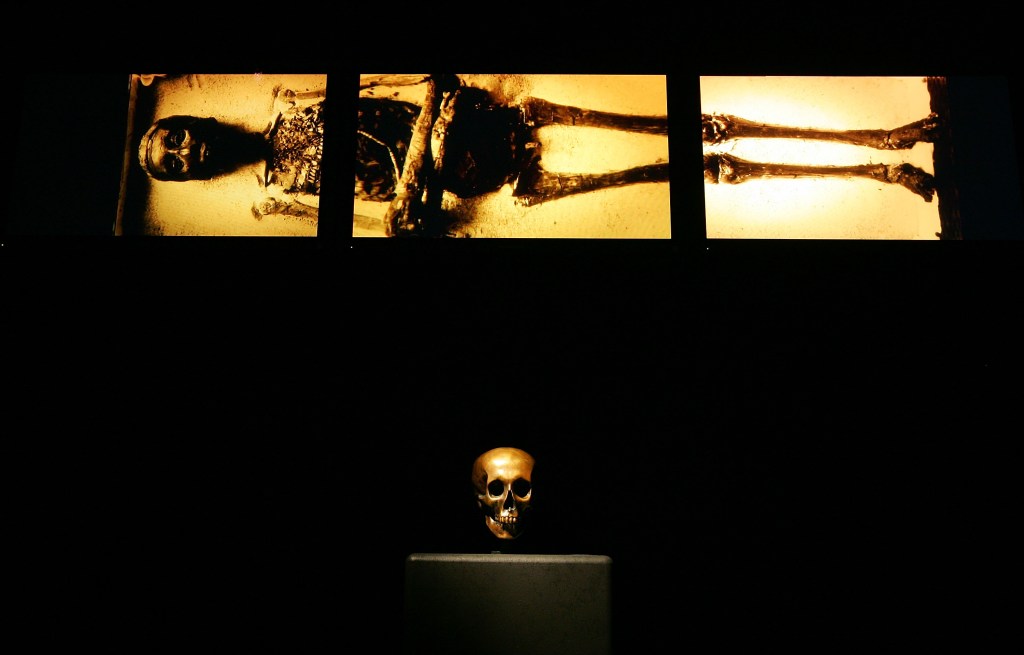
[513,157,670,206]
[702,113,943,150]
[703,153,935,202]
[522,98,669,135]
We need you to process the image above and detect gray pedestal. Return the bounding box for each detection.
[403,553,612,655]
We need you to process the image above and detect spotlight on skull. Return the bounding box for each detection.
[472,447,535,540]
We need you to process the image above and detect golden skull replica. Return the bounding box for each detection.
[472,447,535,540]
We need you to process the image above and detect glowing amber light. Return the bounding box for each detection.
[701,76,941,240]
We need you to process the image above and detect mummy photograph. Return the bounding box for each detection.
[701,76,952,240]
[117,73,327,236]
[353,74,672,238]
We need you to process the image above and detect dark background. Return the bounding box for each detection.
[9,10,1022,653]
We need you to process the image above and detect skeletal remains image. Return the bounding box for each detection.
[356,76,945,239]
[700,76,944,240]
[702,111,941,202]
[355,74,670,238]
[123,74,328,236]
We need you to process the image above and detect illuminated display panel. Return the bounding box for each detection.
[354,74,671,239]
[701,76,946,240]
[117,73,328,236]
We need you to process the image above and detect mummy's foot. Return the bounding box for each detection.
[885,163,935,201]
[884,113,944,149]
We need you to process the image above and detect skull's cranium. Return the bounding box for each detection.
[472,447,534,540]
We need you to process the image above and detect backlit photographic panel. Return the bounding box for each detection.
[354,74,671,239]
[701,76,944,240]
[118,73,328,236]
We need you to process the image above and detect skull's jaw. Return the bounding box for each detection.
[485,515,523,540]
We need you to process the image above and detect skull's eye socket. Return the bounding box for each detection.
[487,480,505,497]
[512,479,531,497]
[166,129,187,148]
[163,155,185,174]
